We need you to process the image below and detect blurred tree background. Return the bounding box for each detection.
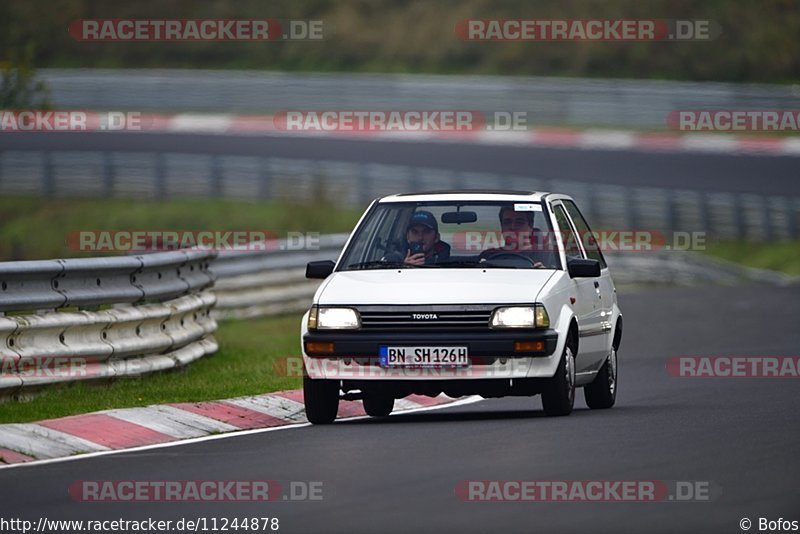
[0,0,798,82]
[0,44,50,109]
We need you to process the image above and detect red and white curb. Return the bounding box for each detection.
[0,391,467,467]
[125,113,800,157]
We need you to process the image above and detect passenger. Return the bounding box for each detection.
[480,205,546,267]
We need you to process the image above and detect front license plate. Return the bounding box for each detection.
[379,346,469,367]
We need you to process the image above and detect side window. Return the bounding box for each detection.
[344,206,401,264]
[552,204,584,261]
[563,200,607,268]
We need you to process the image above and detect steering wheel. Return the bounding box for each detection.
[482,251,538,267]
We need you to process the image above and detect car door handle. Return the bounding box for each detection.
[593,281,600,288]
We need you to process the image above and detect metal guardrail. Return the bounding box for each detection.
[213,232,800,319]
[0,235,346,396]
[0,249,215,313]
[211,230,800,321]
[3,229,796,397]
[211,234,348,320]
[0,250,217,397]
[39,69,800,129]
[1,151,798,241]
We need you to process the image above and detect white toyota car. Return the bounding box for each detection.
[301,191,622,424]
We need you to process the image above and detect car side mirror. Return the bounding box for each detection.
[306,260,335,279]
[567,258,601,278]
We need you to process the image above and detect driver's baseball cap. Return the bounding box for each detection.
[408,211,438,232]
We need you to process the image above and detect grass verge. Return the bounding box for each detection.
[0,315,303,424]
[701,240,800,276]
[0,196,362,261]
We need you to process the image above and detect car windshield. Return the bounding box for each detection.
[339,200,562,271]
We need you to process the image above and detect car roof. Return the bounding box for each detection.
[378,190,554,203]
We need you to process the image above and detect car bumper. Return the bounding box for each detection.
[301,329,560,381]
[302,329,558,359]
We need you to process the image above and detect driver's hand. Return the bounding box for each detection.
[533,261,544,268]
[404,250,426,266]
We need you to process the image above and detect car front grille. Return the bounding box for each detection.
[356,305,495,330]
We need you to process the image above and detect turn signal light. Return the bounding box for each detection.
[514,341,545,352]
[305,342,335,355]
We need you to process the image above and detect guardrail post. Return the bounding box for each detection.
[665,189,677,237]
[788,198,799,240]
[762,196,774,241]
[43,152,55,197]
[734,194,746,240]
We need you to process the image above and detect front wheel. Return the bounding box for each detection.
[584,348,617,409]
[363,393,394,417]
[303,376,340,424]
[541,342,576,416]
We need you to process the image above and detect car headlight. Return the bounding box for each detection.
[491,305,550,329]
[307,307,361,330]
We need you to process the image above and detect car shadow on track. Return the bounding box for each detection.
[334,402,652,425]
[339,407,595,425]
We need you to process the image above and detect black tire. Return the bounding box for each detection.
[363,393,394,417]
[584,348,617,409]
[541,340,576,416]
[303,375,339,424]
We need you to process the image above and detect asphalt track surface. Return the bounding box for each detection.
[2,284,798,534]
[1,131,798,196]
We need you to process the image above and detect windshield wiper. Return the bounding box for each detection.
[436,260,481,268]
[436,259,520,269]
[345,260,417,270]
[478,261,521,269]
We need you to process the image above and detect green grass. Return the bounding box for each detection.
[0,196,362,261]
[0,315,304,424]
[701,240,800,276]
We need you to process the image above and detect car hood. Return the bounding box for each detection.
[316,268,557,305]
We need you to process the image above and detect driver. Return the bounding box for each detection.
[479,205,545,267]
[404,210,451,266]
